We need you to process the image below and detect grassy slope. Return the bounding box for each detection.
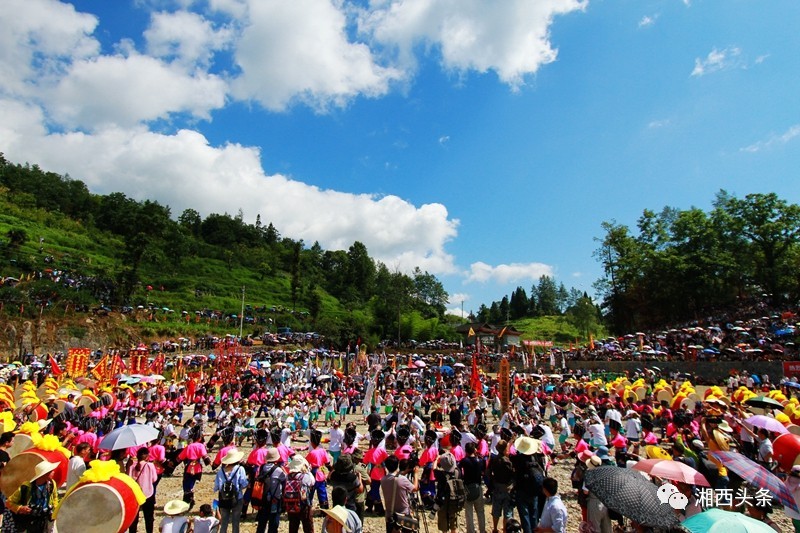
[0,197,589,344]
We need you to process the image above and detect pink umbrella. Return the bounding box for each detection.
[632,459,711,487]
[745,414,789,435]
[414,360,426,368]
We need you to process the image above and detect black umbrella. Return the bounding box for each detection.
[584,466,680,529]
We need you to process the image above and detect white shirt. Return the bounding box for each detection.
[66,456,86,490]
[328,427,345,452]
[160,516,189,533]
[192,516,220,533]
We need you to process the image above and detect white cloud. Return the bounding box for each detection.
[465,261,554,284]
[638,15,656,28]
[230,0,403,111]
[360,0,587,88]
[647,119,670,129]
[144,10,234,67]
[691,46,741,77]
[438,135,450,145]
[0,0,99,96]
[741,124,800,153]
[571,272,582,278]
[448,293,470,304]
[0,105,459,275]
[48,53,228,129]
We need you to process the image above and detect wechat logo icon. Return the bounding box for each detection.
[657,482,688,510]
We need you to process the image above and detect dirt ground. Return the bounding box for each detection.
[146,410,793,533]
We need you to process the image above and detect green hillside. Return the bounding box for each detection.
[0,156,601,350]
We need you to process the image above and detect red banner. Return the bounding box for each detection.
[66,348,91,377]
[784,362,800,378]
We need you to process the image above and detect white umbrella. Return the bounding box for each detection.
[99,424,160,450]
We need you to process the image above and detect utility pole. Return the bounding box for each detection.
[239,286,245,340]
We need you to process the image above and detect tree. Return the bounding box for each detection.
[714,191,800,302]
[307,284,323,322]
[534,276,559,315]
[5,228,27,250]
[178,209,202,237]
[509,287,529,319]
[347,241,375,303]
[412,268,448,317]
[567,296,601,340]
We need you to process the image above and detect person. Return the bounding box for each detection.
[434,451,461,533]
[284,455,315,533]
[254,448,286,533]
[328,420,345,464]
[746,500,780,531]
[66,442,90,490]
[535,478,567,533]
[488,440,515,533]
[364,430,388,516]
[380,455,418,533]
[460,442,486,533]
[6,460,60,533]
[351,448,370,521]
[322,503,362,533]
[328,453,363,514]
[418,429,439,510]
[177,426,210,508]
[191,504,220,533]
[583,456,611,533]
[511,436,545,533]
[128,446,159,533]
[306,429,331,509]
[214,449,249,533]
[160,500,190,533]
[785,465,800,532]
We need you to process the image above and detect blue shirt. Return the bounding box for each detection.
[539,494,568,533]
[213,464,249,500]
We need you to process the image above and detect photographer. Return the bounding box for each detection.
[6,461,60,533]
[381,456,420,533]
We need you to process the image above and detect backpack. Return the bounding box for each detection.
[444,471,466,512]
[258,464,285,511]
[518,457,545,496]
[218,467,239,509]
[283,472,309,516]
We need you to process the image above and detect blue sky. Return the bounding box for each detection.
[1,0,799,316]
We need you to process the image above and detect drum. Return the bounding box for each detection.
[55,476,141,533]
[100,391,117,410]
[7,433,34,458]
[15,402,48,422]
[0,447,70,497]
[774,433,800,472]
[77,395,95,413]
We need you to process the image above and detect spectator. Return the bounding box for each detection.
[460,442,486,533]
[535,478,567,533]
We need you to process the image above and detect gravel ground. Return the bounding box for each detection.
[144,411,794,533]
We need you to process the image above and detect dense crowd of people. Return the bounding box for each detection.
[0,308,798,532]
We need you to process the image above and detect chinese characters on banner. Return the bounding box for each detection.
[499,357,510,414]
[129,349,149,374]
[65,348,91,377]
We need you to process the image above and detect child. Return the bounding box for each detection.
[191,503,220,533]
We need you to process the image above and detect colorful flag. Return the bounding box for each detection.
[66,348,91,377]
[468,327,475,337]
[91,354,109,381]
[48,354,63,377]
[589,334,595,350]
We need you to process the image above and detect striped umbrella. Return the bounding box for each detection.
[711,451,798,512]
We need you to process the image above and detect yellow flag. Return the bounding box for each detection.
[468,327,475,337]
